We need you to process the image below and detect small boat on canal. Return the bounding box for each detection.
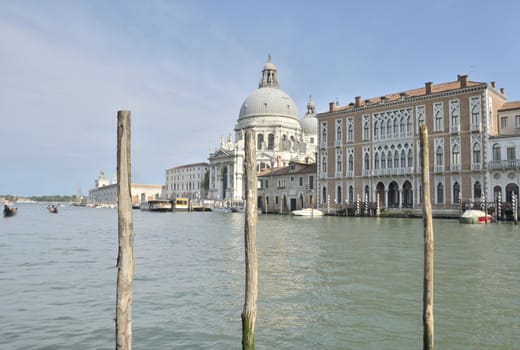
[140,199,174,212]
[291,208,324,217]
[459,209,492,224]
[3,202,17,217]
[48,204,58,214]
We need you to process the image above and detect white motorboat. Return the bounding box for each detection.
[459,209,492,224]
[291,208,324,217]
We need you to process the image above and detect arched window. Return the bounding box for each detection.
[436,146,443,167]
[473,142,481,165]
[380,120,385,138]
[337,186,342,203]
[387,151,393,169]
[401,150,406,168]
[257,133,264,150]
[347,123,353,142]
[387,120,392,136]
[348,154,354,173]
[400,117,405,135]
[393,119,399,137]
[381,152,386,169]
[336,124,342,144]
[418,114,425,128]
[321,156,327,173]
[453,182,461,203]
[394,150,399,168]
[406,116,412,135]
[452,144,461,169]
[363,121,369,140]
[321,124,327,146]
[348,186,354,203]
[322,187,327,204]
[473,181,482,200]
[336,153,342,174]
[408,149,413,167]
[268,133,275,150]
[437,182,444,204]
[492,143,501,161]
[364,153,370,170]
[374,152,379,169]
[374,121,379,139]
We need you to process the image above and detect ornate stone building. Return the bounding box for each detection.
[316,75,519,215]
[163,162,209,200]
[207,55,318,201]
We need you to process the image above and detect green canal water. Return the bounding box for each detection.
[1,203,519,349]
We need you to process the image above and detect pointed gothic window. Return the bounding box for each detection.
[268,133,274,150]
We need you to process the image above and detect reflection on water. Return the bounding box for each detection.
[1,204,519,349]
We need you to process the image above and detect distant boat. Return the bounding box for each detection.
[174,197,190,211]
[291,208,324,217]
[140,199,173,212]
[459,209,492,224]
[48,204,58,214]
[3,202,17,217]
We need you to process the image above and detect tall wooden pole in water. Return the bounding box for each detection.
[420,125,434,349]
[116,110,134,350]
[242,129,258,350]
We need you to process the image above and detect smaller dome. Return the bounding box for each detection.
[301,114,318,134]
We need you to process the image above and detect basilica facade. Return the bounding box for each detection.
[207,56,318,201]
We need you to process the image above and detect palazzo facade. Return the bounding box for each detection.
[316,75,520,214]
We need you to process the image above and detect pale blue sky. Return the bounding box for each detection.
[1,0,519,196]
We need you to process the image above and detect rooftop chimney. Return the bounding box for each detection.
[460,75,468,88]
[491,81,496,88]
[500,88,505,94]
[380,96,386,103]
[355,96,361,108]
[400,92,407,99]
[457,74,461,81]
[425,82,432,94]
[329,102,335,112]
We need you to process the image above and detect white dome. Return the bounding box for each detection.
[238,87,299,121]
[301,114,318,134]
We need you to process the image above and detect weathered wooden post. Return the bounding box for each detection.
[420,125,434,349]
[116,110,134,350]
[242,129,258,350]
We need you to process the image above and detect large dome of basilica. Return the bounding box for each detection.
[238,87,299,120]
[235,55,300,130]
